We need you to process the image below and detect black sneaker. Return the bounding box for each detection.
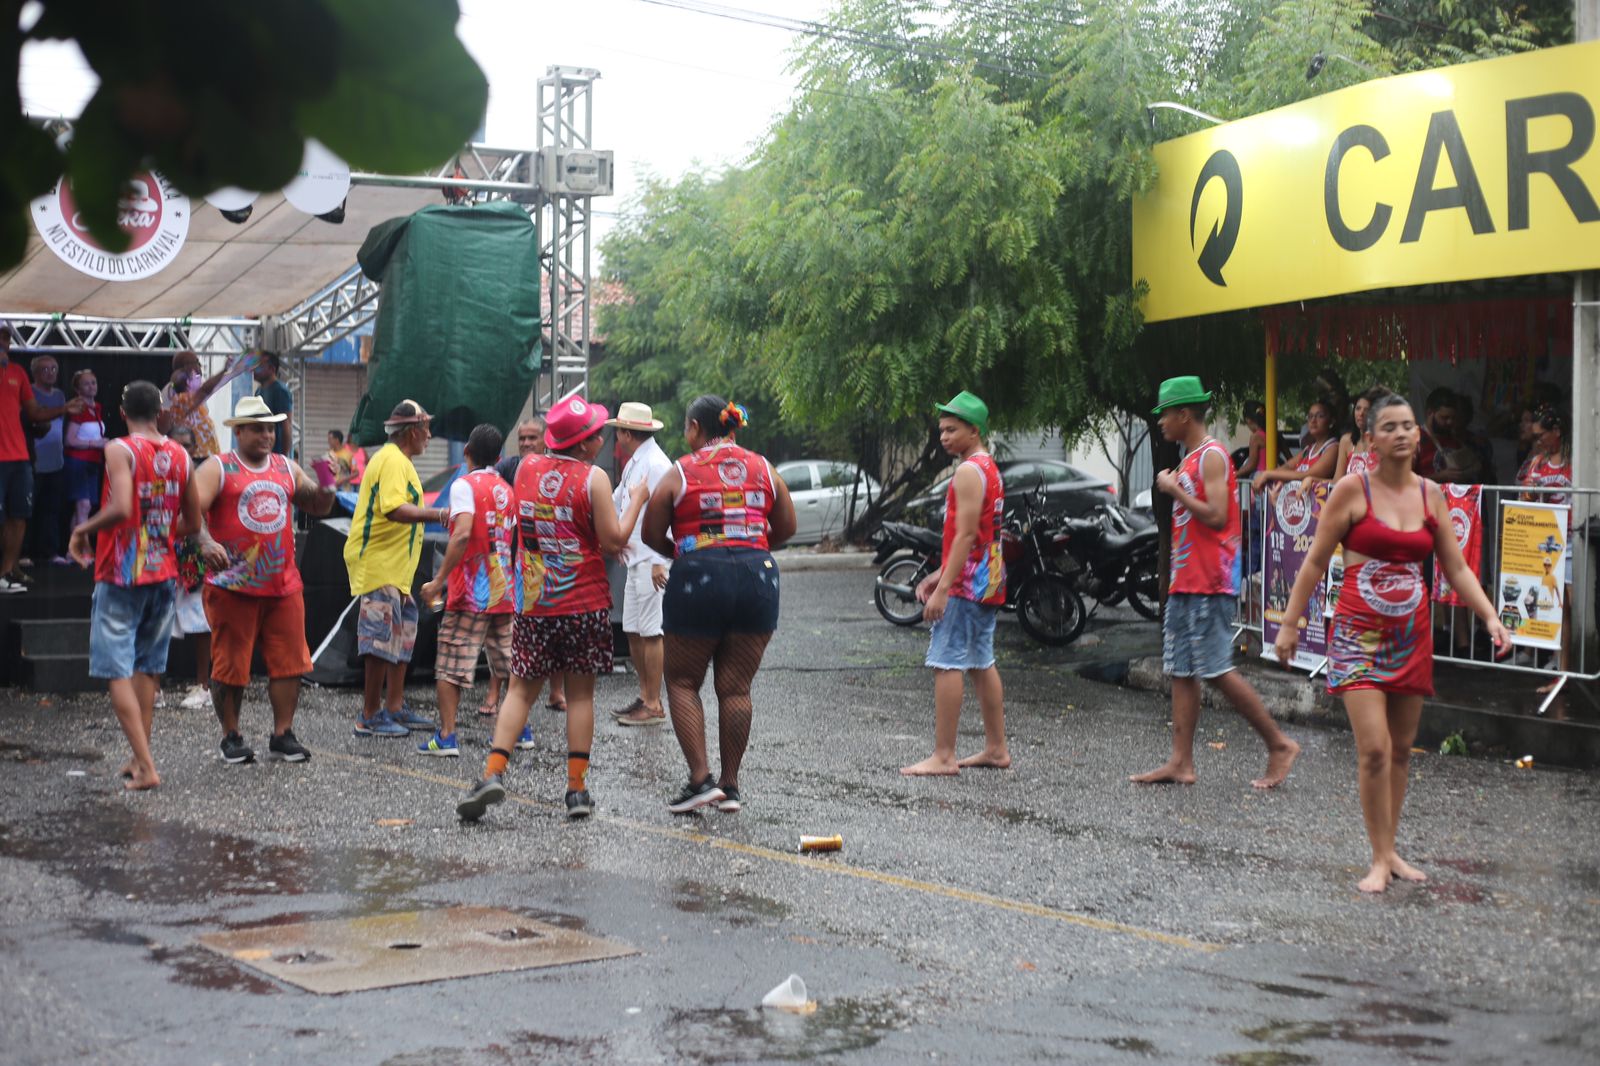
[565,789,593,819]
[667,777,725,814]
[716,786,742,813]
[220,732,254,764]
[457,775,506,822]
[267,730,310,763]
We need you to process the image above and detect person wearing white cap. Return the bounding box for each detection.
[606,401,673,726]
[343,399,449,738]
[191,396,334,764]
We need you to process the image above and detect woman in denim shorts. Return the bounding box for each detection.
[642,395,797,815]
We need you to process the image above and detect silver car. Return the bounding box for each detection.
[774,460,881,545]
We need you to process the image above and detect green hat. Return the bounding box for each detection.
[1152,375,1213,415]
[935,390,989,435]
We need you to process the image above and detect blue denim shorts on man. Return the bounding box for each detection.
[89,580,176,680]
[1162,592,1236,679]
[925,594,998,671]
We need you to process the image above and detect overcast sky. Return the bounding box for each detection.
[18,0,836,260]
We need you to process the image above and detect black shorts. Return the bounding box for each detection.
[0,460,33,521]
[662,547,780,638]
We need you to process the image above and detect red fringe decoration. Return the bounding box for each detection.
[1259,297,1572,363]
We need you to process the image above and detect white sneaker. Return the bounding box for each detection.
[0,577,25,595]
[180,686,212,711]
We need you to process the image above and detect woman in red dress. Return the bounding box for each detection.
[1276,395,1509,894]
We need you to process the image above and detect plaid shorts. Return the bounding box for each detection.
[357,586,418,664]
[435,610,513,687]
[511,610,613,679]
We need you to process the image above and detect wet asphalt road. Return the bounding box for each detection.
[1,568,1597,1065]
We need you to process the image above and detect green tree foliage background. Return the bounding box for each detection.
[595,0,1571,518]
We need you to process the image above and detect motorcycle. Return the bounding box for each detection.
[872,490,1086,646]
[1056,501,1161,621]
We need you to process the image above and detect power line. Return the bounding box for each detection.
[628,0,1049,80]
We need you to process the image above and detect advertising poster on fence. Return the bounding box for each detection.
[1496,500,1568,650]
[1262,482,1330,670]
[1435,484,1483,605]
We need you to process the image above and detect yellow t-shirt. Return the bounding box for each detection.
[343,442,425,596]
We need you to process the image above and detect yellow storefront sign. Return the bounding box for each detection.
[1132,41,1600,323]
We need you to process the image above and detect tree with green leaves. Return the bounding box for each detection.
[1,0,486,268]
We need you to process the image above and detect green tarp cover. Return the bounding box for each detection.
[350,202,540,444]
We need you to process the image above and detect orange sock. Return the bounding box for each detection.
[566,752,589,792]
[486,749,509,777]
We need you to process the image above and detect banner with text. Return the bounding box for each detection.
[1435,484,1483,605]
[1262,482,1331,671]
[1496,500,1569,650]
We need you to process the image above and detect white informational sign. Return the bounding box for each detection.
[32,172,190,281]
[283,140,350,215]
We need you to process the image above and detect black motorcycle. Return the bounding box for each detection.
[1057,501,1161,621]
[871,492,1086,646]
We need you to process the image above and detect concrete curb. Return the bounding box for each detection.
[1116,655,1600,769]
[770,551,881,573]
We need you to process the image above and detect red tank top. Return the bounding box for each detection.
[941,453,1005,605]
[672,442,774,553]
[1343,474,1437,562]
[94,435,190,587]
[204,452,302,596]
[1292,437,1334,473]
[1169,439,1240,595]
[1522,452,1572,510]
[513,454,608,616]
[448,468,515,614]
[1346,447,1379,475]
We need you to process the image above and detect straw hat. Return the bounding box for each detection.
[223,395,288,427]
[605,401,664,432]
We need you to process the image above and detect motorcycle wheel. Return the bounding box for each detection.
[1017,573,1087,646]
[875,556,931,626]
[1125,558,1161,621]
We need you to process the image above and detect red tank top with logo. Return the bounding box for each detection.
[204,452,302,596]
[1169,439,1240,596]
[672,442,774,553]
[1521,452,1572,509]
[513,454,608,616]
[941,453,1005,606]
[94,435,190,587]
[448,468,515,614]
[1346,447,1379,476]
[1292,437,1334,473]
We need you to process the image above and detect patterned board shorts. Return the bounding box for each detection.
[357,586,419,664]
[511,609,613,679]
[435,610,513,687]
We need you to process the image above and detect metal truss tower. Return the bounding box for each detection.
[536,66,603,410]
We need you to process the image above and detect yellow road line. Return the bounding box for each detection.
[320,749,1219,953]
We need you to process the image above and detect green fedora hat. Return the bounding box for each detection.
[935,390,989,435]
[1152,375,1213,415]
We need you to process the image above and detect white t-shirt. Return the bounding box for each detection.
[447,478,474,521]
[613,436,673,567]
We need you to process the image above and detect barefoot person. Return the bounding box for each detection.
[192,397,334,765]
[641,396,797,812]
[902,390,1011,777]
[1275,393,1509,893]
[456,397,647,821]
[69,381,199,791]
[416,424,516,757]
[1132,377,1299,789]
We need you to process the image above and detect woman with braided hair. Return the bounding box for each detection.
[642,396,797,814]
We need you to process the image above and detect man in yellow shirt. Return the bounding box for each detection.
[343,400,449,737]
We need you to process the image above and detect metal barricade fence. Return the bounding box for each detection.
[1229,479,1597,714]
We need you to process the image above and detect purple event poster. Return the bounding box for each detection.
[1261,481,1331,671]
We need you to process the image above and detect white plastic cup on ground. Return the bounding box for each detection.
[761,974,808,1012]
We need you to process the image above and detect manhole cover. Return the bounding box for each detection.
[198,906,636,994]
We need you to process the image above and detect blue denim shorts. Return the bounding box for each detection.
[1162,592,1236,679]
[89,580,176,680]
[925,594,998,671]
[662,547,780,638]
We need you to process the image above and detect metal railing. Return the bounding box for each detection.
[1230,480,1597,713]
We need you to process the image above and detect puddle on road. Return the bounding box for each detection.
[0,802,480,906]
[1251,982,1329,1000]
[663,996,908,1062]
[72,921,283,995]
[672,880,791,925]
[379,1031,610,1066]
[1216,1053,1318,1065]
[1102,1035,1158,1054]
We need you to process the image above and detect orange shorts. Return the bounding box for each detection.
[203,584,312,685]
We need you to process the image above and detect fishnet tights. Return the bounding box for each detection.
[665,631,772,788]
